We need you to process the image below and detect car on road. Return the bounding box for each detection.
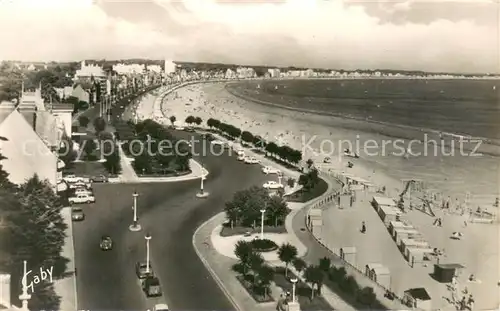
[135,261,154,279]
[100,236,113,250]
[244,157,259,164]
[63,174,88,183]
[142,275,162,297]
[71,207,85,221]
[174,126,185,131]
[153,303,169,311]
[262,166,280,174]
[69,181,92,189]
[74,187,93,196]
[263,181,284,189]
[69,194,96,204]
[89,174,108,183]
[237,154,246,161]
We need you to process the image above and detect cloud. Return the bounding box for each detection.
[0,0,497,73]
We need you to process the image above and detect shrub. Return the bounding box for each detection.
[250,239,278,252]
[357,286,377,306]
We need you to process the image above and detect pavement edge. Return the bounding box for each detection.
[192,213,243,311]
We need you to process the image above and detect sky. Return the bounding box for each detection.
[0,0,498,73]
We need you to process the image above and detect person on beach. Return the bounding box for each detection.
[361,221,366,233]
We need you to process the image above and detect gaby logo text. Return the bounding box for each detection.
[22,266,53,294]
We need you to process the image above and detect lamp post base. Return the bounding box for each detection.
[196,191,210,198]
[129,224,142,231]
[288,301,301,311]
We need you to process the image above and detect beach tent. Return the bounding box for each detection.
[365,263,391,289]
[372,196,397,213]
[403,288,431,310]
[393,227,420,245]
[433,263,465,283]
[340,247,357,266]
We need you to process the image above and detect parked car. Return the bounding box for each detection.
[136,262,154,279]
[71,207,85,221]
[237,154,246,161]
[153,303,169,311]
[174,126,185,131]
[100,236,113,250]
[74,187,93,196]
[244,157,259,164]
[63,174,88,183]
[142,275,162,297]
[89,174,108,183]
[68,194,95,204]
[262,166,280,174]
[263,181,283,189]
[185,127,195,132]
[69,181,92,189]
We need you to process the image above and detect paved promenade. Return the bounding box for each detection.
[53,207,77,311]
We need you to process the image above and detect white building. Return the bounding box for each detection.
[164,59,176,75]
[225,69,236,79]
[236,67,256,79]
[268,68,280,78]
[148,65,162,74]
[113,63,145,75]
[74,60,106,80]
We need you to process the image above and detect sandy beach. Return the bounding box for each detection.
[135,81,499,310]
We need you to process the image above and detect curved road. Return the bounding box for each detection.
[73,129,269,310]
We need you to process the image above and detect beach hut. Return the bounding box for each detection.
[339,193,353,208]
[400,238,429,257]
[311,218,322,236]
[403,288,431,310]
[372,196,397,213]
[407,246,434,266]
[388,221,413,236]
[393,227,419,245]
[365,263,391,289]
[377,205,402,225]
[340,247,357,266]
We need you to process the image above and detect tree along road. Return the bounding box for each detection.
[73,131,270,310]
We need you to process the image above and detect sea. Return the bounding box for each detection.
[224,79,500,205]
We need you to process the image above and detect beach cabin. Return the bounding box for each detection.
[407,246,434,266]
[388,221,414,236]
[378,205,402,225]
[339,247,357,266]
[339,193,353,208]
[365,263,391,289]
[311,218,322,236]
[393,227,419,245]
[400,238,429,257]
[372,196,397,213]
[403,288,431,310]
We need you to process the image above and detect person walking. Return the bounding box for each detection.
[361,221,366,233]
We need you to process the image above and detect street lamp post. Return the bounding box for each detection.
[145,233,152,273]
[129,191,141,231]
[19,260,31,311]
[260,209,266,240]
[196,162,209,198]
[290,278,298,303]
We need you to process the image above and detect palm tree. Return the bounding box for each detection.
[194,116,202,126]
[267,196,289,226]
[256,264,274,297]
[293,258,307,276]
[278,243,298,277]
[234,241,253,275]
[169,115,176,126]
[304,265,324,299]
[185,115,195,125]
